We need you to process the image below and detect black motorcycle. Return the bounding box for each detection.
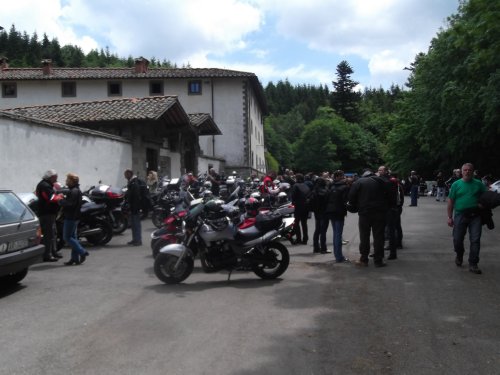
[56,199,113,249]
[86,185,128,234]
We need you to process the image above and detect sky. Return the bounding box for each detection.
[2,0,461,90]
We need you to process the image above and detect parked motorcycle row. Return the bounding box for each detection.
[149,173,297,284]
[22,172,297,284]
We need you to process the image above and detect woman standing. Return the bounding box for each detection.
[59,173,88,265]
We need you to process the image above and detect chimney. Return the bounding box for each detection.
[134,57,149,74]
[42,59,53,75]
[0,56,8,70]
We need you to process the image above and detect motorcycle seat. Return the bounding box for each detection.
[234,227,262,243]
[81,201,106,213]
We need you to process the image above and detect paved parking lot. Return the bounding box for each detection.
[1,196,499,375]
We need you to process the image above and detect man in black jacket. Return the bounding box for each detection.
[35,169,61,262]
[348,168,391,267]
[291,173,311,244]
[325,170,350,262]
[124,169,143,246]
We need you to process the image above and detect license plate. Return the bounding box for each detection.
[7,239,29,252]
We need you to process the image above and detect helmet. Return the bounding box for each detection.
[203,199,226,220]
[277,191,288,204]
[250,191,261,200]
[203,180,212,189]
[245,197,261,217]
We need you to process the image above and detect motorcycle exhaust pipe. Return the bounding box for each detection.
[80,228,103,236]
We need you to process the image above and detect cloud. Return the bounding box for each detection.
[58,0,263,61]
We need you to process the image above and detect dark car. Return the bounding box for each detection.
[0,190,44,286]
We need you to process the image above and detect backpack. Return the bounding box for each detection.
[137,178,152,211]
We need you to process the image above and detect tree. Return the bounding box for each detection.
[331,60,361,123]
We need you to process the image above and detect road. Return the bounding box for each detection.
[1,196,500,375]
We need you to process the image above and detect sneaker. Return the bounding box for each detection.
[320,249,332,254]
[374,261,387,268]
[388,254,397,260]
[469,264,482,274]
[335,257,350,263]
[455,256,463,267]
[342,240,349,245]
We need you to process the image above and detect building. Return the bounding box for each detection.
[2,96,221,185]
[0,57,268,177]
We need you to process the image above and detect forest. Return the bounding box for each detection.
[1,0,498,179]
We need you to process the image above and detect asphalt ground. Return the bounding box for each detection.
[1,195,499,375]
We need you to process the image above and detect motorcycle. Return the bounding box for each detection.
[56,198,114,249]
[86,185,128,234]
[153,199,290,284]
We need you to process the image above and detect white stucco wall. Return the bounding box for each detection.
[0,117,132,193]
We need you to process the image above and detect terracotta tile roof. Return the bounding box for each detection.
[189,113,222,135]
[2,96,183,124]
[0,67,257,81]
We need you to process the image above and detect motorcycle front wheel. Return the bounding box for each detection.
[151,210,165,229]
[252,241,290,280]
[154,253,194,284]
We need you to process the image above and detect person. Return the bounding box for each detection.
[445,168,461,190]
[409,170,419,206]
[435,171,446,202]
[378,166,399,260]
[146,170,158,193]
[310,177,330,253]
[35,169,62,262]
[390,172,405,250]
[348,168,391,267]
[447,163,487,274]
[207,168,221,196]
[291,173,311,244]
[59,173,88,265]
[324,170,350,262]
[260,170,279,207]
[124,169,143,246]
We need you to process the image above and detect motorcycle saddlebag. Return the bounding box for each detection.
[255,211,283,232]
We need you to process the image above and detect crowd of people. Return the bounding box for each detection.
[33,163,496,275]
[263,163,495,274]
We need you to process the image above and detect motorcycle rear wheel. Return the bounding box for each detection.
[252,241,290,280]
[154,253,193,284]
[85,219,113,245]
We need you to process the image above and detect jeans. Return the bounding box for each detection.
[313,213,328,251]
[436,187,446,202]
[130,213,142,244]
[358,212,386,263]
[293,212,309,243]
[329,217,345,261]
[453,213,482,265]
[410,185,419,206]
[385,209,398,255]
[63,219,86,262]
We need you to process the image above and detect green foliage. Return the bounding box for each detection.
[265,151,280,173]
[387,0,500,177]
[331,60,361,123]
[293,107,380,173]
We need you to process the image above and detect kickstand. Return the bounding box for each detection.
[227,270,232,282]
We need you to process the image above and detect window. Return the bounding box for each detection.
[108,81,122,96]
[61,82,76,97]
[2,83,17,98]
[150,81,164,96]
[188,80,202,95]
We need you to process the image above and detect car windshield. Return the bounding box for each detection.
[0,192,35,225]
